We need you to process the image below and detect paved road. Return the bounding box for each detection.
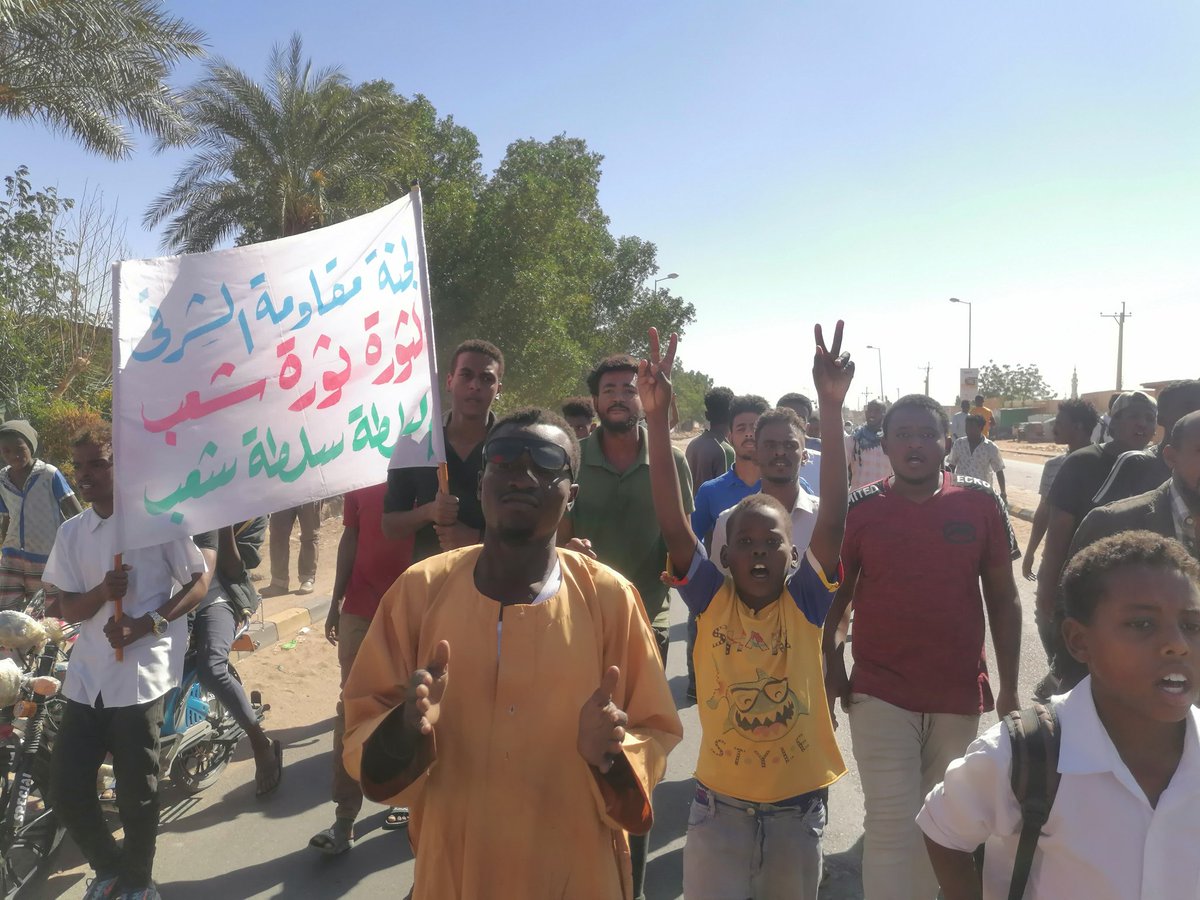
[34,523,1046,900]
[1002,456,1046,496]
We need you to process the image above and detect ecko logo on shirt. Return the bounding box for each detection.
[942,522,977,544]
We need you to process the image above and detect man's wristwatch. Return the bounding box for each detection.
[147,611,169,636]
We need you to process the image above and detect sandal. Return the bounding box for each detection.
[381,806,410,830]
[256,739,283,797]
[309,821,353,855]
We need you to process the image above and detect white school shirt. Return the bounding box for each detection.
[917,677,1200,900]
[709,485,819,575]
[42,509,206,707]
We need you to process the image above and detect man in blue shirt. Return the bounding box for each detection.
[685,394,767,700]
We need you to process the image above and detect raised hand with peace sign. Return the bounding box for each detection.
[812,320,855,409]
[636,327,677,424]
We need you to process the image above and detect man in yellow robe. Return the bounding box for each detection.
[343,407,683,900]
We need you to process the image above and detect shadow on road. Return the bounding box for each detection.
[157,826,407,899]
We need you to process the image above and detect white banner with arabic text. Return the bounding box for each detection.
[112,193,444,552]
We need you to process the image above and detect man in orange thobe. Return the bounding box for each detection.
[342,407,682,899]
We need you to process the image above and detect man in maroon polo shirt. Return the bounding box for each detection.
[309,482,414,854]
[823,394,1022,900]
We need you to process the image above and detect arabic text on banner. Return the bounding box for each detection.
[112,193,444,553]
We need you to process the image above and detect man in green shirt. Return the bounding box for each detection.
[561,353,694,651]
[558,351,692,900]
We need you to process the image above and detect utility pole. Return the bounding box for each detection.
[1100,301,1132,390]
[918,363,931,396]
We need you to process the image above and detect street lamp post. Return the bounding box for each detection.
[948,297,973,368]
[865,345,885,401]
[653,272,679,294]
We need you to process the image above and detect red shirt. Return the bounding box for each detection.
[341,483,414,618]
[842,473,1019,715]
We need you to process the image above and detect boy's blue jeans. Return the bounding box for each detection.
[683,784,826,900]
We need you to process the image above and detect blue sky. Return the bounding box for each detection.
[3,1,1197,407]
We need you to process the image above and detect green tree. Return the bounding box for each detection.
[978,361,1054,403]
[144,34,410,251]
[671,361,713,427]
[451,135,695,406]
[0,166,124,418]
[0,0,203,159]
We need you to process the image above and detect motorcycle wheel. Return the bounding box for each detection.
[0,760,66,899]
[169,664,245,795]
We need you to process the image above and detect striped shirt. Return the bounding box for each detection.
[0,461,73,563]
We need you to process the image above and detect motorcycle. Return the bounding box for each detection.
[0,599,75,898]
[157,614,268,794]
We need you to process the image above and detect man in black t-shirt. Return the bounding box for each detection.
[1091,380,1200,507]
[1035,390,1157,654]
[381,340,502,562]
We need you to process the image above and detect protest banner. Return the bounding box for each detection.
[112,190,444,552]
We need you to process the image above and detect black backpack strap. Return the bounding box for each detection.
[1004,702,1061,900]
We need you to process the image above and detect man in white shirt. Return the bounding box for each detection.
[846,400,893,490]
[947,415,1008,503]
[950,399,970,441]
[777,393,822,497]
[43,423,206,900]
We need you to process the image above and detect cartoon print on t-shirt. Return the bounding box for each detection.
[715,668,806,742]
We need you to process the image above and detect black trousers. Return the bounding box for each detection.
[192,602,259,733]
[51,695,164,888]
[629,625,670,900]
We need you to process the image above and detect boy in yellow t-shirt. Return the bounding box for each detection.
[641,322,854,899]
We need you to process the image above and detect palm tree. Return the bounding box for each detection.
[0,0,204,159]
[145,34,408,253]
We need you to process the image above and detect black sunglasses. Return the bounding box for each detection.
[484,436,573,481]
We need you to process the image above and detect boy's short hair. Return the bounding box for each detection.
[882,394,949,437]
[561,397,594,420]
[754,406,805,440]
[1156,379,1200,424]
[70,421,113,458]
[451,339,505,377]
[724,493,791,541]
[703,387,735,425]
[1055,398,1100,434]
[1061,530,1200,625]
[729,394,770,422]
[586,354,638,397]
[965,414,986,429]
[489,406,580,476]
[776,393,814,421]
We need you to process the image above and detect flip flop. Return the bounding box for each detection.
[309,824,353,856]
[381,807,410,830]
[256,739,283,797]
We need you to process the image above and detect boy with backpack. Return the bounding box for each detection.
[918,530,1200,900]
[643,323,853,898]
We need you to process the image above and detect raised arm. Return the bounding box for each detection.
[639,328,700,576]
[808,321,853,574]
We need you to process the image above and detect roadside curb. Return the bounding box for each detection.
[244,592,334,654]
[1008,504,1035,524]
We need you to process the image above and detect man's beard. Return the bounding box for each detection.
[600,414,637,434]
[494,524,537,542]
